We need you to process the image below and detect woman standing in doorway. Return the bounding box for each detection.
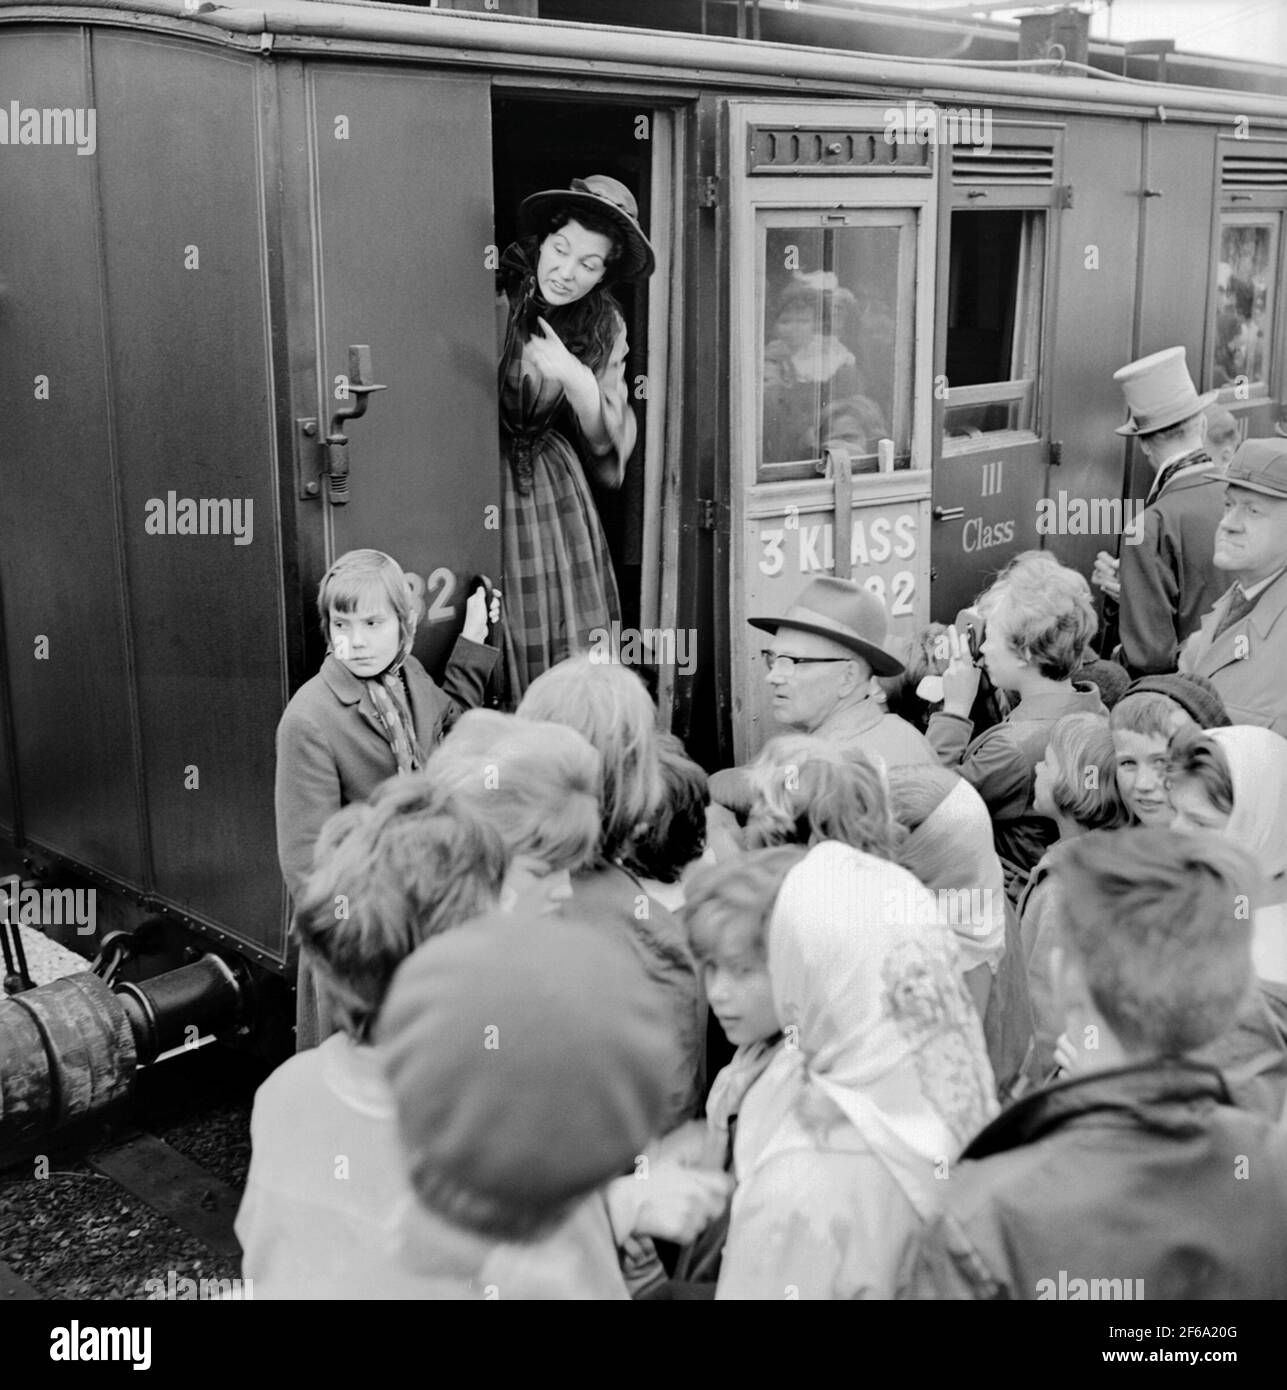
[497,175,655,698]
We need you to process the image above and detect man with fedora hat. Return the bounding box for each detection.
[708,577,935,817]
[1098,346,1227,675]
[1179,437,1287,734]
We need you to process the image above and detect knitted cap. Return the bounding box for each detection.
[378,911,673,1242]
[1076,657,1131,711]
[1123,673,1231,729]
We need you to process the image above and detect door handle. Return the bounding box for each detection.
[323,345,388,505]
[933,505,965,522]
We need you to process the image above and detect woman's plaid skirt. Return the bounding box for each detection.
[501,427,621,700]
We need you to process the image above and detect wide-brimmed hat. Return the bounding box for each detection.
[519,175,655,282]
[748,576,905,678]
[1212,437,1287,499]
[1113,346,1217,437]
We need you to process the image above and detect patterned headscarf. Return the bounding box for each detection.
[738,840,997,1219]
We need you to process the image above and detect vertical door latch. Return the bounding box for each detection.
[300,345,388,504]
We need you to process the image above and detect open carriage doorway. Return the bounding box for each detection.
[491,94,672,655]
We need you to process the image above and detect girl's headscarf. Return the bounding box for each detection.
[891,767,1008,974]
[1207,726,1287,883]
[331,598,422,777]
[738,841,997,1218]
[703,1037,782,1170]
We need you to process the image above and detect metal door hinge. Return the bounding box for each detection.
[1050,439,1063,467]
[699,175,719,209]
[1057,184,1074,209]
[697,498,718,530]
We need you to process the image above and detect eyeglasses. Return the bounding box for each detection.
[760,650,853,673]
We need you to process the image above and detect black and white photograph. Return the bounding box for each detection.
[1,0,1286,1356]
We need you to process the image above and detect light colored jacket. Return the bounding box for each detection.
[1178,569,1287,734]
[237,1035,628,1299]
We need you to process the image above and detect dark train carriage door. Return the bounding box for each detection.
[726,102,936,765]
[293,65,501,677]
[931,122,1066,619]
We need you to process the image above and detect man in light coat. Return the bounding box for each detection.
[1179,438,1287,734]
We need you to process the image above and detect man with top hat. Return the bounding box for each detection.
[1094,346,1228,676]
[1179,438,1287,734]
[707,577,936,818]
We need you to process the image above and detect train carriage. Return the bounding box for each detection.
[0,0,1285,1122]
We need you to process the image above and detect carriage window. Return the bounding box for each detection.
[757,213,915,481]
[1212,216,1278,393]
[942,209,1045,447]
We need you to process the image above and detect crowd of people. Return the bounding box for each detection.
[241,367,1287,1293]
[244,208,1287,1295]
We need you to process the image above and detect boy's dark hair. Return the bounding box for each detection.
[1050,828,1259,1056]
[626,731,709,884]
[1166,726,1235,815]
[295,782,508,1042]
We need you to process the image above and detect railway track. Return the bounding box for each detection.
[0,1044,270,1300]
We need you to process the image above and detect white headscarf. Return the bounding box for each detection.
[1207,726,1287,883]
[902,776,1008,974]
[737,841,997,1219]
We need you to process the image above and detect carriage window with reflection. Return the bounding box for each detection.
[758,216,913,481]
[1212,218,1277,392]
[942,209,1044,446]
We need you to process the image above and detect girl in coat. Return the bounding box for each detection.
[716,839,997,1300]
[498,175,655,697]
[275,548,498,1049]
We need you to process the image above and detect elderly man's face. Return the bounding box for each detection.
[1213,485,1287,585]
[763,628,868,732]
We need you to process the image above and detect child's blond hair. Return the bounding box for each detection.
[316,549,422,650]
[743,735,902,860]
[978,551,1096,681]
[683,847,808,965]
[426,709,603,872]
[517,655,663,862]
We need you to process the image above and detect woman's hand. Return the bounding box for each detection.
[529,317,609,456]
[1092,550,1121,601]
[461,583,501,644]
[940,656,982,720]
[526,317,595,395]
